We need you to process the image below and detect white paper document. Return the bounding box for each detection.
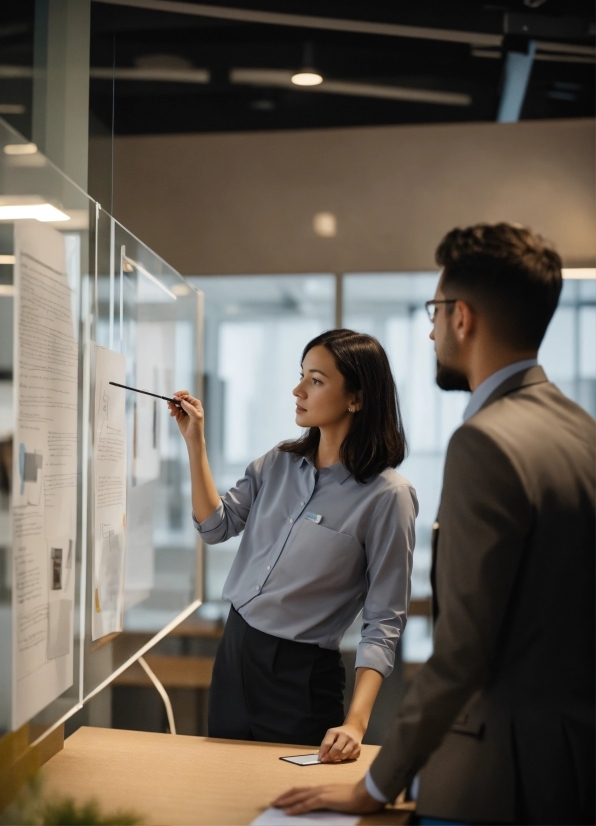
[92,345,127,640]
[252,808,359,826]
[125,479,155,595]
[12,222,78,729]
[133,321,174,484]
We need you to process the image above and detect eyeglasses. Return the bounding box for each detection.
[424,299,458,324]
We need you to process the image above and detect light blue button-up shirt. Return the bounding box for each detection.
[463,358,538,421]
[194,447,418,677]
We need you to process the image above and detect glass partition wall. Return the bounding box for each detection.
[0,116,203,741]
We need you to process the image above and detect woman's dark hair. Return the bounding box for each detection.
[436,222,562,350]
[279,329,407,483]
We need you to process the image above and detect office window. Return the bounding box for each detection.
[344,272,596,661]
[189,275,336,606]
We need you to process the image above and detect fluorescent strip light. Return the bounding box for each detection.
[0,285,15,296]
[90,67,210,83]
[3,142,37,155]
[231,68,471,106]
[562,268,596,280]
[0,255,15,264]
[123,255,177,300]
[0,204,70,222]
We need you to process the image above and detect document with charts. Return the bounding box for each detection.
[12,222,78,729]
[92,345,127,640]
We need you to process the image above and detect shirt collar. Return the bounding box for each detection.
[463,358,539,422]
[299,455,352,484]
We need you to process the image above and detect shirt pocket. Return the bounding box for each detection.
[281,519,361,590]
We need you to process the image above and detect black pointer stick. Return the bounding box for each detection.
[109,381,186,411]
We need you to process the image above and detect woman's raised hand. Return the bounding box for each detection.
[168,391,205,446]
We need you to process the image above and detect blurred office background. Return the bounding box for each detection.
[0,0,593,741]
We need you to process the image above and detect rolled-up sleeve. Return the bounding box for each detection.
[356,484,418,677]
[192,452,269,544]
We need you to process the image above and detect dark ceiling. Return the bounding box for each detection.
[0,0,594,140]
[89,0,596,135]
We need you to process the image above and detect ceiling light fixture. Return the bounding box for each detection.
[0,203,69,222]
[3,142,37,155]
[291,71,323,86]
[0,255,15,264]
[313,212,337,238]
[292,41,323,87]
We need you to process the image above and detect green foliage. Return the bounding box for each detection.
[42,798,141,825]
[0,776,142,826]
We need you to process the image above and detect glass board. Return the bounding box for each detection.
[0,115,203,742]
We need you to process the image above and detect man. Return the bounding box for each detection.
[273,223,595,825]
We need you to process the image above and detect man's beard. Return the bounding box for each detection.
[435,359,471,392]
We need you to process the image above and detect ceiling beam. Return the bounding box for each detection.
[230,69,472,107]
[497,39,536,123]
[93,0,504,47]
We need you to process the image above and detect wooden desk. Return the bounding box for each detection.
[41,727,412,825]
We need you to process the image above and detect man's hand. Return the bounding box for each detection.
[318,723,363,762]
[271,777,383,816]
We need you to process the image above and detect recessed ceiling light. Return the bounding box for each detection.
[291,71,323,87]
[3,142,37,155]
[0,255,15,264]
[0,203,69,222]
[313,212,337,238]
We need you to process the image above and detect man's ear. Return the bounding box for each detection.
[454,300,475,340]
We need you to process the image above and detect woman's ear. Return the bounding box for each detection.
[352,391,363,412]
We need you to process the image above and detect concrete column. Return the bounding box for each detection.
[32,0,91,191]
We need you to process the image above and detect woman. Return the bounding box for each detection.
[169,329,417,763]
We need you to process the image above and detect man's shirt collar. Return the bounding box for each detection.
[463,358,539,422]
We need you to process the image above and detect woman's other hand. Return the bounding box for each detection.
[317,723,364,763]
[168,391,205,446]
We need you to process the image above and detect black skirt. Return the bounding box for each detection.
[208,606,346,745]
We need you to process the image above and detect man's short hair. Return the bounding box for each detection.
[436,223,563,350]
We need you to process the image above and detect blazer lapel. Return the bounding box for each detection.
[479,365,547,413]
[431,367,548,626]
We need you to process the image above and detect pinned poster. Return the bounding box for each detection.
[92,345,127,640]
[12,222,78,729]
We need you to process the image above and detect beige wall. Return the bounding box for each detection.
[99,117,595,275]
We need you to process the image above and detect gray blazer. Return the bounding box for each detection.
[369,366,595,824]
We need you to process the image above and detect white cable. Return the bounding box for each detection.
[138,656,177,735]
